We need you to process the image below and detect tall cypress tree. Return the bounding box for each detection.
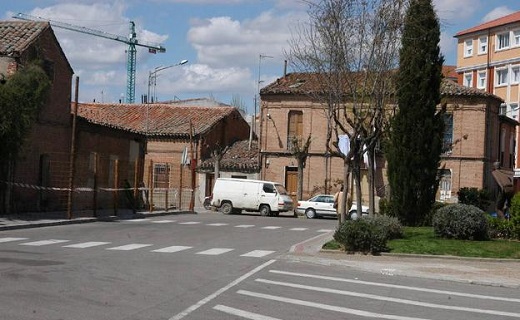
[386,0,444,226]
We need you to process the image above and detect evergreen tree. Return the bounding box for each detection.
[386,0,444,226]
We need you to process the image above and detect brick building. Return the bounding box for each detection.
[454,10,520,187]
[259,72,514,210]
[76,102,251,210]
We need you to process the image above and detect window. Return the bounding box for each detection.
[287,110,303,150]
[477,70,486,89]
[496,68,508,86]
[442,113,453,153]
[497,32,510,50]
[514,30,520,47]
[464,39,473,57]
[439,169,452,202]
[463,72,473,87]
[263,183,275,193]
[510,103,519,120]
[153,163,170,188]
[478,36,488,54]
[512,66,520,84]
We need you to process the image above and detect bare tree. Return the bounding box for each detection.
[287,0,405,222]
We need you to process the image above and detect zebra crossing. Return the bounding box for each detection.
[123,218,335,233]
[0,236,277,259]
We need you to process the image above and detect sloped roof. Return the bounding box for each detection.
[261,72,502,102]
[75,102,243,138]
[0,21,50,56]
[199,139,260,172]
[455,11,520,37]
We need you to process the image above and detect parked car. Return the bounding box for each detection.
[296,194,369,219]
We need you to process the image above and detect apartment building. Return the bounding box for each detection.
[455,11,520,176]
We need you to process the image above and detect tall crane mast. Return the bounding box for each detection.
[14,12,166,103]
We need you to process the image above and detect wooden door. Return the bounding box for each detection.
[285,167,298,204]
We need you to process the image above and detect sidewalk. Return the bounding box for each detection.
[288,231,520,289]
[1,211,519,288]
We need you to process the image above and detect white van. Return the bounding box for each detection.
[210,178,294,216]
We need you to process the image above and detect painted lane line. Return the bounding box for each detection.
[106,244,153,251]
[213,304,282,320]
[316,229,334,233]
[178,221,201,225]
[152,246,192,253]
[0,237,28,243]
[235,225,255,228]
[241,250,276,258]
[151,220,176,223]
[262,226,281,230]
[196,248,234,255]
[269,270,520,303]
[238,290,431,320]
[290,227,308,231]
[169,259,276,320]
[126,219,150,222]
[63,242,111,248]
[255,279,520,318]
[206,223,229,226]
[21,239,69,246]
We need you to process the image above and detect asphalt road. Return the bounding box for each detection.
[0,211,518,320]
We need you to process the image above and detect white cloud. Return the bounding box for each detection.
[482,6,515,22]
[434,0,481,23]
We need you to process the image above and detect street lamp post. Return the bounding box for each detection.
[147,59,188,103]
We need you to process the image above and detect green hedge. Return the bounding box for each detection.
[432,204,489,240]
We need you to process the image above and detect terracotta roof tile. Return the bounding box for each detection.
[75,102,241,137]
[0,21,49,56]
[261,72,502,102]
[199,140,260,172]
[455,11,520,37]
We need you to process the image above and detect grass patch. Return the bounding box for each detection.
[324,227,520,259]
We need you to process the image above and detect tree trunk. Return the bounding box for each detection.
[368,148,376,217]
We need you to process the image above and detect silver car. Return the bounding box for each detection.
[296,194,369,219]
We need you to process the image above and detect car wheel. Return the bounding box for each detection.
[305,208,317,219]
[203,198,211,210]
[259,204,271,216]
[349,210,359,220]
[220,202,233,215]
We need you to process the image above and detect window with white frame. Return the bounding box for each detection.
[477,70,486,89]
[512,66,520,84]
[463,72,473,87]
[497,32,510,50]
[464,39,473,57]
[478,36,488,54]
[496,68,508,86]
[510,103,519,120]
[514,30,520,47]
[439,169,452,202]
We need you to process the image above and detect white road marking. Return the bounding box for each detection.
[178,221,201,225]
[152,246,192,253]
[290,227,308,231]
[0,237,28,243]
[151,220,176,223]
[238,290,432,320]
[126,219,150,222]
[316,229,334,232]
[255,279,520,318]
[63,242,110,248]
[262,226,281,230]
[196,248,234,255]
[213,305,282,320]
[106,244,153,251]
[269,270,520,303]
[241,250,275,258]
[21,239,69,246]
[235,224,255,228]
[169,259,276,320]
[206,223,228,226]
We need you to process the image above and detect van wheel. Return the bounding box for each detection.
[259,205,271,216]
[221,202,233,215]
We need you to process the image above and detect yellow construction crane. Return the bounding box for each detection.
[14,12,166,103]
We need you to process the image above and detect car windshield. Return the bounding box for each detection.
[275,184,288,195]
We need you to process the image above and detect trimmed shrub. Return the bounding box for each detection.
[509,192,520,218]
[333,216,403,254]
[488,215,520,240]
[432,204,489,240]
[457,187,491,211]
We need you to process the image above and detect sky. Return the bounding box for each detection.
[2,0,519,114]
